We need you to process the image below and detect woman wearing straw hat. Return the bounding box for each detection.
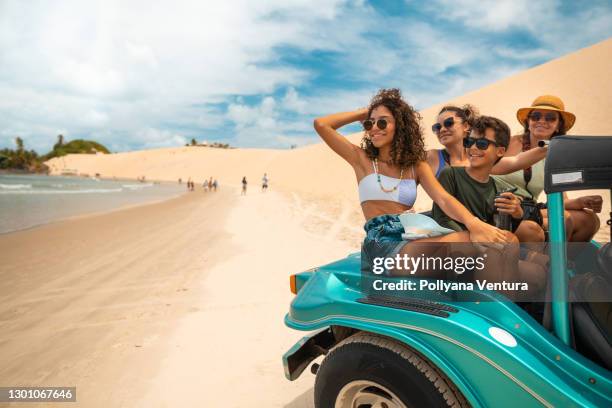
[495,95,602,241]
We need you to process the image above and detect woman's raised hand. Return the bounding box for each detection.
[313,108,369,165]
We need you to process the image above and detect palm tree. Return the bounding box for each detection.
[15,137,24,152]
[191,138,197,146]
[13,137,25,169]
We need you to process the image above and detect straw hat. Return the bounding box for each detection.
[516,95,576,132]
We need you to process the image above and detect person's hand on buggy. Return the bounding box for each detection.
[572,195,603,213]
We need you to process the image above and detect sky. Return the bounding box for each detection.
[1,0,611,153]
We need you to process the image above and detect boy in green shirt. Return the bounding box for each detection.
[432,116,545,243]
[432,116,547,297]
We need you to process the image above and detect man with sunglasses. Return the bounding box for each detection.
[431,116,545,243]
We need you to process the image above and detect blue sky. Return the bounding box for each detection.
[1,0,611,153]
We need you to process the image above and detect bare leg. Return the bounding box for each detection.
[395,231,472,278]
[541,209,573,239]
[515,220,545,242]
[517,260,547,298]
[567,209,600,242]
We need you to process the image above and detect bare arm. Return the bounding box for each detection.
[313,108,368,166]
[416,162,508,243]
[491,146,547,175]
[564,193,603,212]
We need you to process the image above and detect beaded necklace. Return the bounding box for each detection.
[373,158,404,193]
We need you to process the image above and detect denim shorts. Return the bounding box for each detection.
[361,214,411,274]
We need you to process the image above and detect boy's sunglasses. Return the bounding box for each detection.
[529,111,558,122]
[363,118,388,131]
[463,136,499,150]
[432,117,456,133]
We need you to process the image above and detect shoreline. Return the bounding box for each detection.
[0,174,188,236]
[0,190,188,237]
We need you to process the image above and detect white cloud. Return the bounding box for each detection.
[224,86,378,148]
[282,88,308,114]
[425,0,612,59]
[135,128,188,149]
[425,0,553,32]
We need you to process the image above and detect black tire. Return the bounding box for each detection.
[314,332,469,408]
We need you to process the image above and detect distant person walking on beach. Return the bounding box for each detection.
[208,177,213,192]
[241,177,247,195]
[203,178,209,192]
[213,179,218,191]
[261,173,269,192]
[187,178,194,191]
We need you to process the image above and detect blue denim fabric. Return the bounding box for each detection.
[361,214,409,274]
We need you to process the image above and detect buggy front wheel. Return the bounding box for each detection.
[314,332,469,408]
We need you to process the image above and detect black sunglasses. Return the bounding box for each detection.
[432,117,456,133]
[529,111,558,122]
[363,118,388,131]
[463,136,499,150]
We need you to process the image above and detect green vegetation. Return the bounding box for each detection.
[185,140,232,149]
[0,135,110,173]
[46,135,110,159]
[0,137,46,172]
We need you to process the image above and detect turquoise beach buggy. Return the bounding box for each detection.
[283,136,612,408]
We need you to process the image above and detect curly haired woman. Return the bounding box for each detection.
[314,89,513,275]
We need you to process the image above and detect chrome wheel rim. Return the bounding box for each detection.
[335,380,408,408]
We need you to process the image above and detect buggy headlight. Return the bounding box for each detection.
[489,327,517,348]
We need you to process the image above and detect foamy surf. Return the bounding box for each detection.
[122,183,154,190]
[0,183,32,190]
[0,188,124,194]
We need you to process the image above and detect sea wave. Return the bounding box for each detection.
[0,188,123,195]
[122,183,154,190]
[0,183,32,190]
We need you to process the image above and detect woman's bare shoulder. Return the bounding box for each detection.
[426,149,439,160]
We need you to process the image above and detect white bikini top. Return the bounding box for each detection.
[358,162,417,207]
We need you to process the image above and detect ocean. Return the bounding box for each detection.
[0,174,185,234]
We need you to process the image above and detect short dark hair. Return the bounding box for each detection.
[471,116,510,148]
